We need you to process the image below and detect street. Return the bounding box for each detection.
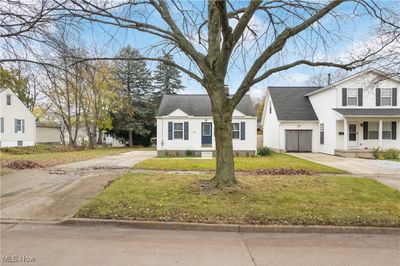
[1,222,399,266]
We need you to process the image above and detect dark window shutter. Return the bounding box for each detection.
[363,122,368,140]
[168,122,173,140]
[184,122,189,140]
[22,119,25,133]
[392,122,397,140]
[1,117,3,133]
[240,122,245,140]
[358,88,363,106]
[14,119,17,133]
[342,88,347,106]
[392,88,397,106]
[376,88,381,106]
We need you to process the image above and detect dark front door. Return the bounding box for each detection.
[201,122,212,146]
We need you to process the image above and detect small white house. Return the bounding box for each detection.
[156,94,257,156]
[36,121,62,144]
[0,88,36,147]
[262,69,400,157]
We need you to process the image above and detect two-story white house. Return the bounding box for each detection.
[262,69,400,157]
[0,88,36,147]
[156,93,257,157]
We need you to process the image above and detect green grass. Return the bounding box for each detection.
[134,153,344,174]
[1,145,154,167]
[76,172,400,227]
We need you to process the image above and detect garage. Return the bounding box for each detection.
[285,130,312,152]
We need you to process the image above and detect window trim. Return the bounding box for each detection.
[381,88,392,106]
[346,88,358,106]
[173,122,183,139]
[6,94,11,105]
[232,123,240,139]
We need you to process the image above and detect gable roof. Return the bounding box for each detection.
[268,86,320,121]
[157,94,256,117]
[305,68,400,97]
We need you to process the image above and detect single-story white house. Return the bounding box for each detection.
[156,94,257,156]
[0,88,36,147]
[261,69,400,157]
[36,121,62,144]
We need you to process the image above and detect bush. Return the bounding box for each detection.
[257,146,272,156]
[373,148,399,160]
[185,150,194,157]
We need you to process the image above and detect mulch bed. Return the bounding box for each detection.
[4,160,44,170]
[242,168,313,176]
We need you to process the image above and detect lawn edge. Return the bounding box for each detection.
[60,218,400,235]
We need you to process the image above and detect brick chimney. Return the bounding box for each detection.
[224,85,229,96]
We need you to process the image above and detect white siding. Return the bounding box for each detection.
[157,116,257,152]
[262,92,280,150]
[0,89,36,147]
[36,127,61,144]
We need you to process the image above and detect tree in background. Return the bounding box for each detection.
[153,53,184,107]
[113,45,154,146]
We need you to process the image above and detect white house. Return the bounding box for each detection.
[261,69,400,157]
[36,121,62,144]
[156,94,257,156]
[0,88,36,147]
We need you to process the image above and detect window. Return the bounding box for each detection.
[17,141,23,147]
[320,123,324,144]
[269,101,272,114]
[383,122,392,139]
[347,89,358,106]
[232,123,240,139]
[202,123,211,136]
[368,122,379,139]
[173,123,183,139]
[6,94,11,105]
[381,88,392,106]
[0,117,3,133]
[16,119,22,132]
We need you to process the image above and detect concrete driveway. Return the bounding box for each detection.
[291,153,400,190]
[2,222,399,266]
[0,150,156,220]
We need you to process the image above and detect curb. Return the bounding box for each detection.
[59,218,400,235]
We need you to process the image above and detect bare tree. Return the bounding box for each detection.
[2,1,400,187]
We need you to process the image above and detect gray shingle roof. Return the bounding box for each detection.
[268,87,321,121]
[157,94,256,117]
[333,108,400,116]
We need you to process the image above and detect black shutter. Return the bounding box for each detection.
[363,122,368,140]
[342,88,347,106]
[393,88,397,106]
[240,122,245,140]
[392,122,397,140]
[376,88,381,106]
[22,119,25,133]
[184,122,189,140]
[168,122,173,140]
[0,117,3,133]
[358,88,363,106]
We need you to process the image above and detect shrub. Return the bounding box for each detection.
[373,148,399,160]
[257,146,272,156]
[175,150,180,157]
[185,150,194,157]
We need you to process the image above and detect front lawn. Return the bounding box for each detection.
[1,145,153,168]
[134,153,344,174]
[76,172,400,227]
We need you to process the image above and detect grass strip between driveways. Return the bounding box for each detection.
[76,172,400,227]
[134,153,345,174]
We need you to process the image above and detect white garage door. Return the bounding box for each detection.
[285,130,312,152]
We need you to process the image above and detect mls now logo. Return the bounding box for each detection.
[2,255,36,263]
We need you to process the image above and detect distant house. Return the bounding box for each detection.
[156,94,257,157]
[36,121,62,144]
[0,88,36,147]
[261,69,400,157]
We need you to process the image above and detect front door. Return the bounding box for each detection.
[348,124,357,147]
[201,122,212,146]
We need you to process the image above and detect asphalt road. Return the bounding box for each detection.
[0,151,156,220]
[1,222,399,266]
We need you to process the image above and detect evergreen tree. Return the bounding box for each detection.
[112,45,155,146]
[153,54,184,106]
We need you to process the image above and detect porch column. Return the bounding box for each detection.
[378,119,383,149]
[343,118,348,150]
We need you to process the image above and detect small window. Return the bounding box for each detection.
[6,94,11,105]
[347,89,358,106]
[269,101,272,114]
[381,88,392,106]
[232,123,240,139]
[173,123,183,139]
[368,122,379,139]
[203,123,211,136]
[383,122,392,139]
[16,119,22,132]
[0,117,4,133]
[17,141,23,147]
[320,123,324,145]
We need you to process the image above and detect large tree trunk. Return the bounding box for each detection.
[97,130,103,145]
